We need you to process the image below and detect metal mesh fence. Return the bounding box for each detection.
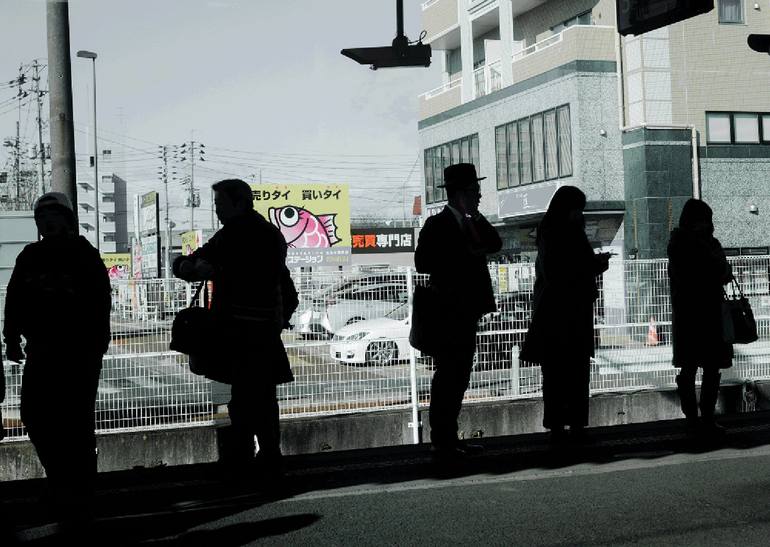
[3,257,770,443]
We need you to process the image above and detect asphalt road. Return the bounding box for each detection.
[8,416,770,545]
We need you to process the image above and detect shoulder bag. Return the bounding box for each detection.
[722,277,758,344]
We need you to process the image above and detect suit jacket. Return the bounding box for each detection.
[414,207,502,323]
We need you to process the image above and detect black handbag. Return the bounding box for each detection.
[170,283,233,384]
[722,277,759,344]
[409,284,442,356]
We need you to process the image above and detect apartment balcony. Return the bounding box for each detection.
[422,0,460,49]
[419,77,463,120]
[418,25,616,121]
[510,25,615,85]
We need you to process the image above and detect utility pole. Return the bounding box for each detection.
[32,59,47,195]
[178,140,204,231]
[14,121,20,208]
[158,145,176,278]
[46,0,78,219]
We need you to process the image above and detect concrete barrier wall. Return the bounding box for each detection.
[2,382,766,482]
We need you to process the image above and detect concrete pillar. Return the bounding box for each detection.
[459,0,475,103]
[499,0,514,87]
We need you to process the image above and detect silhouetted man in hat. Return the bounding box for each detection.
[415,163,501,458]
[3,192,111,528]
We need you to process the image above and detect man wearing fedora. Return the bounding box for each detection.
[415,163,502,458]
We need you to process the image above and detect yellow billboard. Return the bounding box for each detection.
[181,230,204,256]
[102,253,131,280]
[250,184,351,267]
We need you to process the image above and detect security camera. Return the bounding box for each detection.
[342,0,432,70]
[342,37,432,70]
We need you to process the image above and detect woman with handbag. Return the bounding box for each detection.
[520,186,611,444]
[668,199,733,437]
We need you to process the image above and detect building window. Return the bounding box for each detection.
[706,112,770,144]
[706,113,731,143]
[762,116,770,143]
[551,10,592,34]
[718,0,744,24]
[557,105,573,177]
[734,113,759,143]
[519,119,532,185]
[544,110,559,180]
[423,133,481,204]
[494,104,573,189]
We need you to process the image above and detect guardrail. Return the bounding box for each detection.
[3,256,770,443]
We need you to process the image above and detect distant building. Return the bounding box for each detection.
[419,0,770,259]
[77,170,129,254]
[0,211,36,285]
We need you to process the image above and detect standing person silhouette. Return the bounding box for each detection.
[668,199,733,437]
[521,186,610,444]
[173,179,294,482]
[415,163,502,459]
[3,192,111,530]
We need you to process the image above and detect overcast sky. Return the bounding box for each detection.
[0,0,442,229]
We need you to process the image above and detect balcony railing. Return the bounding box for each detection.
[473,60,502,99]
[419,77,463,119]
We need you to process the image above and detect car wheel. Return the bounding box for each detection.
[365,340,398,366]
[346,317,366,326]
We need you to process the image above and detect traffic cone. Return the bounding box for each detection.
[646,317,659,346]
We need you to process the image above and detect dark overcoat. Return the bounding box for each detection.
[174,211,293,384]
[520,225,604,363]
[668,228,733,369]
[414,207,502,342]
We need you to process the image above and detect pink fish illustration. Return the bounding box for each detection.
[107,264,127,279]
[268,206,340,248]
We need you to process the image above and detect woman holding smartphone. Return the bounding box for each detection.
[521,186,611,444]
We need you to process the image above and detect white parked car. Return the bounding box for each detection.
[296,273,409,339]
[329,305,412,366]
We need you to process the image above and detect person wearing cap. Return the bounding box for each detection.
[2,192,111,527]
[414,163,502,458]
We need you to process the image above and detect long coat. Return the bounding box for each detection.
[668,228,733,369]
[414,207,502,343]
[174,211,293,384]
[520,225,605,364]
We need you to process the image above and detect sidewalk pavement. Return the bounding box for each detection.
[4,412,770,545]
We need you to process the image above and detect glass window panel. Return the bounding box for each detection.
[442,143,451,201]
[424,149,433,204]
[461,137,471,163]
[734,113,759,143]
[519,119,532,184]
[508,122,520,187]
[558,105,573,177]
[707,113,731,143]
[531,113,545,182]
[762,116,770,142]
[495,126,508,190]
[544,110,558,180]
[452,141,461,164]
[470,134,480,171]
[718,0,744,23]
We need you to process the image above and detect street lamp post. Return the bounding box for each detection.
[77,50,99,252]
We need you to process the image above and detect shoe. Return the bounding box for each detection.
[699,418,727,439]
[568,427,595,445]
[549,427,568,445]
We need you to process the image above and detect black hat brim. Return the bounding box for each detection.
[437,176,486,188]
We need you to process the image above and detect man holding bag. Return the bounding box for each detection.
[174,179,293,480]
[414,164,501,459]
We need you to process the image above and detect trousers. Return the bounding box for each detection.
[226,373,281,463]
[429,323,477,447]
[541,357,590,430]
[20,352,102,520]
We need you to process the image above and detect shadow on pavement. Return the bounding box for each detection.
[5,411,770,544]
